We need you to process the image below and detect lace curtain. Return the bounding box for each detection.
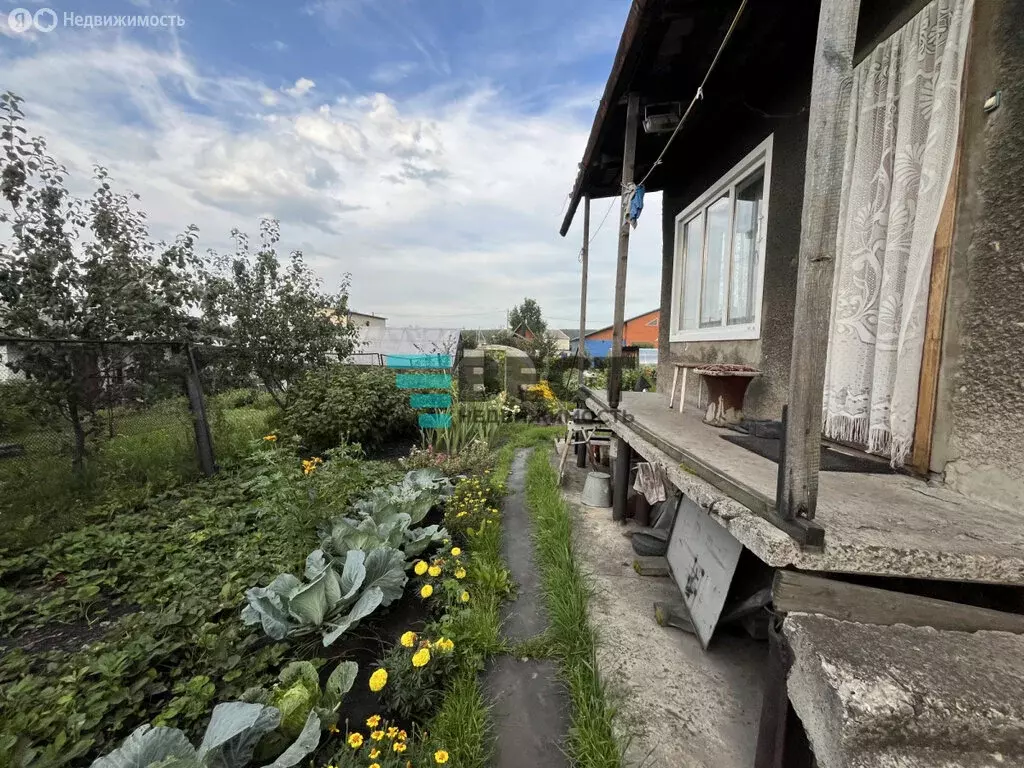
[823,0,973,465]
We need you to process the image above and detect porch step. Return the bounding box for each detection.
[784,613,1024,768]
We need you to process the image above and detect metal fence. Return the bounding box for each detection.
[0,339,276,530]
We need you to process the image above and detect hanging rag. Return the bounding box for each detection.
[622,183,646,229]
[633,461,667,505]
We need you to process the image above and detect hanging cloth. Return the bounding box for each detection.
[823,0,972,465]
[633,462,667,505]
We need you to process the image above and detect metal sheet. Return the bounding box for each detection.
[666,495,743,649]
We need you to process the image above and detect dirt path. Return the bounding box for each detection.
[484,448,570,768]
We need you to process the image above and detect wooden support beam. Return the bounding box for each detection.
[633,556,671,577]
[773,571,1024,634]
[578,195,590,381]
[608,92,640,410]
[779,0,862,522]
[613,434,631,522]
[184,344,216,477]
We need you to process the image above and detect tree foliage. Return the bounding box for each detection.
[508,298,546,338]
[207,220,358,409]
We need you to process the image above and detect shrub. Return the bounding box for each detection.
[401,441,495,477]
[285,365,417,453]
[443,476,500,540]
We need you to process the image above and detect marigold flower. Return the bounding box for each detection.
[401,631,417,648]
[398,729,408,741]
[387,726,399,738]
[414,560,428,576]
[412,647,431,667]
[420,584,433,599]
[370,748,381,759]
[451,547,462,557]
[369,668,388,692]
[454,567,466,579]
[263,434,277,442]
[347,732,364,748]
[435,750,450,764]
[460,590,470,603]
[369,763,381,768]
[393,742,407,753]
[328,724,340,734]
[428,565,442,577]
[371,731,385,741]
[366,714,381,728]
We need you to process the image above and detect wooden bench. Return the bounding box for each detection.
[666,362,705,413]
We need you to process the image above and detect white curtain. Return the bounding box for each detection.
[823,0,973,465]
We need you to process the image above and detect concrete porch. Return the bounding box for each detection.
[582,390,1024,586]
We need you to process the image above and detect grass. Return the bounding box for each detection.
[524,447,622,768]
[0,393,275,552]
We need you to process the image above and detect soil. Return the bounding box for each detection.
[560,452,767,768]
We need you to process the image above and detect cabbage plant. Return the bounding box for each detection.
[89,701,319,768]
[242,547,405,646]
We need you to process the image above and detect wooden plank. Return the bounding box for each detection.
[654,601,696,634]
[779,0,863,522]
[577,195,590,382]
[633,556,671,577]
[608,92,640,410]
[773,570,1024,634]
[911,154,960,473]
[613,434,631,522]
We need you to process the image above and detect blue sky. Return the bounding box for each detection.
[1,0,662,329]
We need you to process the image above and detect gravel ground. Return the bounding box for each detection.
[559,448,767,768]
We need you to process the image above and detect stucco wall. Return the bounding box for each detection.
[931,0,1024,510]
[657,84,808,420]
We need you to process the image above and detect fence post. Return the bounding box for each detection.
[184,344,217,476]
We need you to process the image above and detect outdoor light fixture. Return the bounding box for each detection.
[643,102,682,134]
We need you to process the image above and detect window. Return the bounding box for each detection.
[671,136,772,342]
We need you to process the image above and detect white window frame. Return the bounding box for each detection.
[670,134,773,343]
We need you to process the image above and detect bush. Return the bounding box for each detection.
[401,441,495,477]
[376,631,459,721]
[286,365,417,453]
[443,475,501,540]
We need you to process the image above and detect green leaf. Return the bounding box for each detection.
[321,587,382,646]
[336,549,366,600]
[89,724,196,768]
[286,572,328,627]
[361,547,407,606]
[322,661,358,710]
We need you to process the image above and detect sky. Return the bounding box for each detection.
[0,0,663,331]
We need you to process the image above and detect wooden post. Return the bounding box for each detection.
[577,197,591,468]
[778,0,861,521]
[608,92,640,410]
[613,434,632,522]
[185,344,217,476]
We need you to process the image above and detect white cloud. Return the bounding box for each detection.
[0,38,662,329]
[284,77,316,97]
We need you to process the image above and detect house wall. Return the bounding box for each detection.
[657,83,809,420]
[931,0,1024,510]
[588,310,660,346]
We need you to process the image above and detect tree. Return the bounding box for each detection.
[0,92,205,471]
[208,219,358,409]
[508,298,547,338]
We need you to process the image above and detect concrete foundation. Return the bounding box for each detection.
[785,613,1024,768]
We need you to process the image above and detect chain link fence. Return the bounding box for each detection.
[0,340,276,547]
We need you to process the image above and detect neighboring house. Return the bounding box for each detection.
[351,327,461,366]
[560,1,1024,765]
[545,328,571,352]
[0,345,23,383]
[345,311,387,330]
[579,309,659,347]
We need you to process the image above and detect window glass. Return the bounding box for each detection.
[679,214,703,330]
[728,170,764,325]
[700,194,730,328]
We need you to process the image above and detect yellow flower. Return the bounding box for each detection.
[414,560,428,576]
[428,565,442,577]
[366,714,381,728]
[435,750,450,764]
[393,742,407,753]
[369,668,388,692]
[460,590,470,603]
[400,631,417,648]
[450,547,462,557]
[371,731,385,741]
[386,726,399,739]
[398,729,408,741]
[328,724,340,734]
[370,764,381,768]
[347,732,364,749]
[412,647,431,667]
[420,584,433,599]
[454,567,466,579]
[370,748,381,759]
[263,434,277,442]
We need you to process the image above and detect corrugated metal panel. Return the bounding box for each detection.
[349,327,461,364]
